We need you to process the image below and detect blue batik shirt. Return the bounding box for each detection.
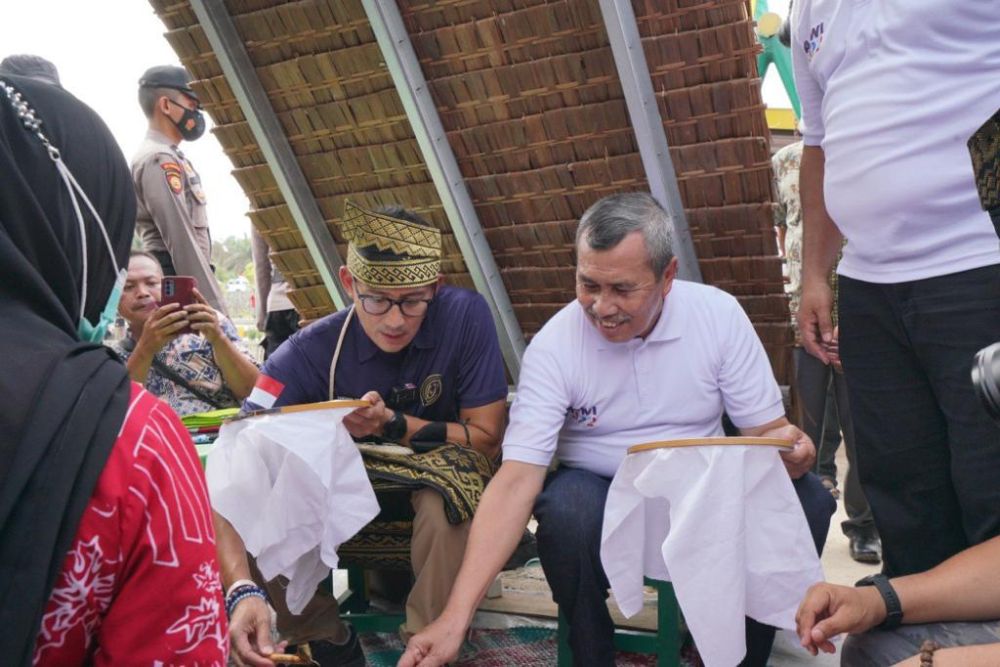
[246,286,507,419]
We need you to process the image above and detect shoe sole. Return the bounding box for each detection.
[851,553,882,564]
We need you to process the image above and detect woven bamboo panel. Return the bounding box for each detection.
[396,0,790,379]
[149,0,792,382]
[149,0,471,322]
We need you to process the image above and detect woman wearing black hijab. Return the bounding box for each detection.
[0,75,226,665]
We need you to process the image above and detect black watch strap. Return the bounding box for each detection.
[382,409,407,442]
[856,574,903,629]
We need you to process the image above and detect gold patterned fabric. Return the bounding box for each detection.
[338,445,496,570]
[339,201,441,288]
[968,109,999,216]
[346,245,440,289]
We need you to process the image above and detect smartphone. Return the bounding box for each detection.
[160,276,198,334]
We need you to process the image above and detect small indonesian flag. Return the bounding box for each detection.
[247,374,285,409]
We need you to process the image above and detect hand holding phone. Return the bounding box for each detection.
[160,276,198,334]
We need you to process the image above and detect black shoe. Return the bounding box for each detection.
[849,534,882,564]
[502,529,538,571]
[305,625,365,667]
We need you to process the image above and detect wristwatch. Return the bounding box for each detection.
[855,573,903,629]
[382,409,408,442]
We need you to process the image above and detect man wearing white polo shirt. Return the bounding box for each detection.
[792,0,1000,579]
[400,193,835,667]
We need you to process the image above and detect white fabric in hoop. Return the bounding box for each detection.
[601,444,823,667]
[206,408,379,614]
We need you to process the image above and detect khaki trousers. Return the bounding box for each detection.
[255,487,470,643]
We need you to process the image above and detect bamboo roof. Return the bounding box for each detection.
[149,0,792,382]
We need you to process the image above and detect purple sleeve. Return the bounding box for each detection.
[456,294,508,409]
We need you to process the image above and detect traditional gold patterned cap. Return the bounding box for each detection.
[340,200,441,288]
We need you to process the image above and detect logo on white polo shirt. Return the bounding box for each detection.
[802,22,824,60]
[566,404,598,428]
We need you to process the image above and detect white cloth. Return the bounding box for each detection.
[502,281,785,478]
[206,409,379,614]
[601,445,823,667]
[791,0,1000,283]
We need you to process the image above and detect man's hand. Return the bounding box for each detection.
[342,390,391,439]
[185,288,224,344]
[135,302,189,356]
[771,423,816,479]
[398,615,467,667]
[796,582,887,656]
[798,276,835,364]
[824,325,843,374]
[228,595,283,667]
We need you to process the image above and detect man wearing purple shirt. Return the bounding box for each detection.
[215,202,507,667]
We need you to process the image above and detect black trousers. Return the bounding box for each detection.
[262,308,300,360]
[839,264,1000,577]
[796,348,875,538]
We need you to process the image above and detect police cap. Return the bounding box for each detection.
[138,65,199,103]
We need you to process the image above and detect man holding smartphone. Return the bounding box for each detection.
[110,250,259,416]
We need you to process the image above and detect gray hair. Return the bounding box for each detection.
[0,54,61,86]
[575,192,674,276]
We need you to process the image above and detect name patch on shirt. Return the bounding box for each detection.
[566,404,598,428]
[802,21,824,60]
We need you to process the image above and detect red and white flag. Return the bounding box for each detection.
[247,375,285,409]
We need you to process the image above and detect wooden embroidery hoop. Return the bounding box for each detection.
[627,436,793,455]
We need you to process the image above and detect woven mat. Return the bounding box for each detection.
[360,626,704,667]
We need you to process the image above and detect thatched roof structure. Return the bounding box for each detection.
[150,0,791,382]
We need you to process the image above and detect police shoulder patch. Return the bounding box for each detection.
[161,161,183,195]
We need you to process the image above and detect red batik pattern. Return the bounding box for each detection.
[33,386,227,666]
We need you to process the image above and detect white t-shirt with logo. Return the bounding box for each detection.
[792,0,1000,283]
[501,281,785,479]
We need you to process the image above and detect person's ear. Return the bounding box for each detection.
[338,265,355,297]
[660,257,679,296]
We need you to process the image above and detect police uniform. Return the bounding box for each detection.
[133,66,227,313]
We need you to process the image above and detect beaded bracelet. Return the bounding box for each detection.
[225,584,268,618]
[919,639,939,667]
[226,578,258,600]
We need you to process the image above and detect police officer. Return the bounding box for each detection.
[133,65,226,313]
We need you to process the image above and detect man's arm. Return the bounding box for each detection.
[213,511,279,667]
[124,303,189,384]
[797,536,1000,656]
[399,461,547,667]
[251,227,272,333]
[740,416,816,479]
[798,145,844,363]
[210,328,260,401]
[185,290,259,400]
[342,395,506,459]
[137,155,227,314]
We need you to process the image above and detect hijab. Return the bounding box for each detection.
[0,75,135,666]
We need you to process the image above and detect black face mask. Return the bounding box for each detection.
[166,98,205,141]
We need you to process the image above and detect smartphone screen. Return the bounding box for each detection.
[160,276,198,334]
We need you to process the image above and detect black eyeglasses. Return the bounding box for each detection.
[357,292,434,317]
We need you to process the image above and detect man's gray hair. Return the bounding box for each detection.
[0,54,61,86]
[575,192,675,276]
